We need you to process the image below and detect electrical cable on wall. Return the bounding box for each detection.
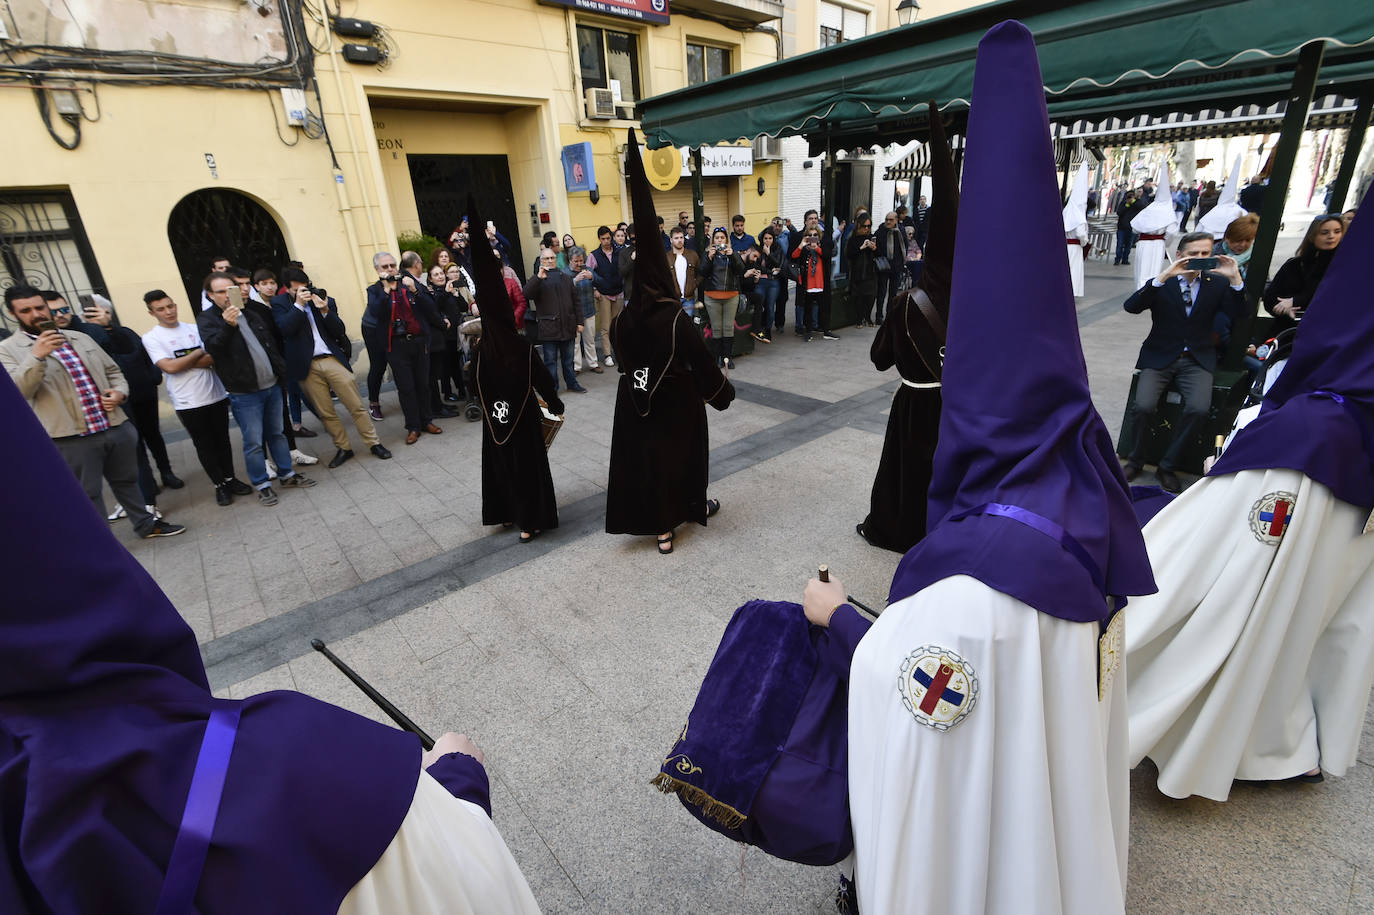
[32,83,80,149]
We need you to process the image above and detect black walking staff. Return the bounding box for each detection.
[311,639,435,750]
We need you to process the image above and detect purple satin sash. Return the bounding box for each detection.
[950,501,1106,594]
[154,700,241,915]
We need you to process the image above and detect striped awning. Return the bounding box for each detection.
[1050,94,1358,146]
[883,134,965,181]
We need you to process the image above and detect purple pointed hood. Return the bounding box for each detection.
[0,370,419,912]
[888,20,1156,622]
[1210,187,1374,506]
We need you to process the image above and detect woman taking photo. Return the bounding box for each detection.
[749,227,786,344]
[696,227,746,369]
[846,214,879,327]
[1264,213,1344,334]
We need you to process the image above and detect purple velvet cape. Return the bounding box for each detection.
[889,21,1156,622]
[1211,190,1374,508]
[1130,486,1178,528]
[654,599,867,865]
[0,368,423,914]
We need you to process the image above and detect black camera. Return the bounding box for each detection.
[391,317,408,335]
[312,286,328,300]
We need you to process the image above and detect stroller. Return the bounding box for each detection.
[458,317,483,422]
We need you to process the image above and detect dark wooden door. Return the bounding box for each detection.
[407,154,525,281]
[167,189,291,307]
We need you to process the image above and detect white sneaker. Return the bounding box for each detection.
[266,461,279,480]
[604,355,615,367]
[108,504,126,522]
[147,504,164,521]
[290,449,319,466]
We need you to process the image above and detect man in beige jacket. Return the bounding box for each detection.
[2,284,185,538]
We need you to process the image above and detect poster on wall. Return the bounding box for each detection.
[561,142,597,193]
[539,0,668,25]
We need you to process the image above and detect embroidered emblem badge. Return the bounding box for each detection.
[1248,491,1297,545]
[633,367,650,391]
[1099,611,1124,701]
[897,646,978,731]
[492,400,511,424]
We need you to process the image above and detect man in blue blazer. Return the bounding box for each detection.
[272,267,392,468]
[1122,232,1245,492]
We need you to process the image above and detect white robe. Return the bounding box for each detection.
[1128,468,1374,801]
[339,771,543,914]
[1131,237,1168,293]
[848,576,1128,915]
[1066,229,1087,298]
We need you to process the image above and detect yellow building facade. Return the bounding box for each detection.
[0,0,784,334]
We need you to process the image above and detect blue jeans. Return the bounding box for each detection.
[1115,229,1134,264]
[755,278,779,333]
[229,385,293,488]
[541,339,578,391]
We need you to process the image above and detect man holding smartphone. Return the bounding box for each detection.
[364,252,446,445]
[1122,231,1246,492]
[199,273,317,506]
[1,284,185,538]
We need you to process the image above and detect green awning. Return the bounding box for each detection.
[638,0,1374,152]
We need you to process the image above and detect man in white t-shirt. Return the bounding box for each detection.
[141,289,251,507]
[667,226,698,316]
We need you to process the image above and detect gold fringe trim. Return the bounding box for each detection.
[650,773,748,830]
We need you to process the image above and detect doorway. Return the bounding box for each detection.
[167,189,291,307]
[833,160,873,276]
[407,154,525,280]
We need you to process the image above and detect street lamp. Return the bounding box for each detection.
[896,0,920,26]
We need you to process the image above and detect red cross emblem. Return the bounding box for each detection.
[1248,491,1298,545]
[898,647,979,731]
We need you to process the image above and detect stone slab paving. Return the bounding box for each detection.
[110,259,1369,914]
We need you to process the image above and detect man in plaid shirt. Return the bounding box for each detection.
[1,285,185,538]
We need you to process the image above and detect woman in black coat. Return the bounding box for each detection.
[1263,214,1345,335]
[847,215,880,327]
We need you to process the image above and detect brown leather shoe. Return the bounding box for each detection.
[592,365,605,374]
[424,423,443,435]
[405,430,420,445]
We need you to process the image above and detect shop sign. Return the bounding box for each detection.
[539,0,669,25]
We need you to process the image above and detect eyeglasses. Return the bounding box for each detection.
[49,306,71,315]
[378,264,397,271]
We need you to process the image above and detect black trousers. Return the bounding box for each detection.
[125,393,172,474]
[364,330,389,404]
[176,398,236,485]
[439,338,466,397]
[123,394,165,504]
[387,335,432,431]
[1129,354,1213,472]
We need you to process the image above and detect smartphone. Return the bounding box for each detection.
[34,318,58,334]
[226,286,243,309]
[1186,256,1218,271]
[486,221,495,232]
[77,293,96,313]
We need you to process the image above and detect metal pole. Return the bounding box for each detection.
[1327,89,1374,212]
[1225,40,1325,370]
[692,147,706,254]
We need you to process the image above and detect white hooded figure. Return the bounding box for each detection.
[1130,161,1179,291]
[1197,155,1247,238]
[1063,163,1090,297]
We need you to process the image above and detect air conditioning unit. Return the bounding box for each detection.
[585,88,616,120]
[752,136,783,160]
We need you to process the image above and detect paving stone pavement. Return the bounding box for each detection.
[113,258,1370,913]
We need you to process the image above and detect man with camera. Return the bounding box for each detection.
[199,272,317,506]
[1122,231,1245,492]
[365,252,447,446]
[1,284,185,538]
[273,267,391,467]
[524,248,586,394]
